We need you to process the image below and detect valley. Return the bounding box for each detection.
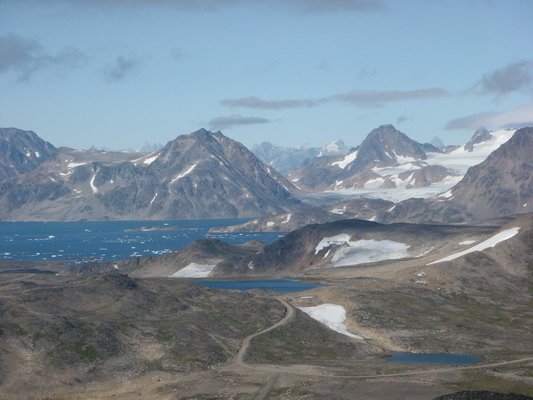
[0,124,531,399]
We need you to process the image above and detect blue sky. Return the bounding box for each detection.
[1,0,532,150]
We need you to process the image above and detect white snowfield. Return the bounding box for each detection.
[315,234,410,267]
[428,227,520,265]
[315,234,352,254]
[170,262,216,278]
[299,303,364,339]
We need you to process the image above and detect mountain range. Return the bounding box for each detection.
[0,124,530,223]
[0,128,300,220]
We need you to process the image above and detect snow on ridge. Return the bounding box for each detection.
[428,227,520,265]
[170,263,216,278]
[171,162,198,183]
[149,193,158,205]
[143,152,159,165]
[67,162,86,169]
[331,150,358,169]
[299,303,364,339]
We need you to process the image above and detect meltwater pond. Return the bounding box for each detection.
[386,352,480,366]
[0,219,284,262]
[193,279,323,293]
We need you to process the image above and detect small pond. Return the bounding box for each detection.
[193,279,323,293]
[386,352,481,366]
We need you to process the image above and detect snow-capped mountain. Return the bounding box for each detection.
[318,139,350,156]
[0,128,300,220]
[288,124,517,202]
[434,127,532,219]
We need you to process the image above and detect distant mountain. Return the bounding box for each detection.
[0,128,300,220]
[288,124,450,193]
[318,139,350,156]
[287,125,518,203]
[382,127,532,223]
[139,142,164,153]
[251,139,349,174]
[0,128,57,181]
[429,136,445,148]
[441,127,532,219]
[251,142,320,173]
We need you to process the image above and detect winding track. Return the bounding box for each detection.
[231,297,295,367]
[231,297,533,380]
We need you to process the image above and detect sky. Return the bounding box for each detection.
[1,0,532,150]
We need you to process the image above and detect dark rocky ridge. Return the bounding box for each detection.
[0,128,57,180]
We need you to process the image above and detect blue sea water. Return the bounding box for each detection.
[0,219,284,262]
[385,352,480,365]
[193,279,323,293]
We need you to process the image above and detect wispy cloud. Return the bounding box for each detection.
[0,33,87,82]
[331,88,447,107]
[208,114,271,130]
[445,103,533,130]
[221,87,448,110]
[475,60,532,97]
[104,56,138,82]
[220,96,322,110]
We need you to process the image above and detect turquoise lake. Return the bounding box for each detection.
[193,279,323,293]
[386,352,481,365]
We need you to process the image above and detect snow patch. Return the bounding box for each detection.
[315,234,352,254]
[143,153,159,165]
[67,162,86,169]
[281,214,291,224]
[90,173,98,193]
[458,240,476,245]
[171,162,198,183]
[170,263,216,278]
[266,221,275,227]
[331,150,358,169]
[428,227,520,265]
[331,239,410,267]
[299,304,363,339]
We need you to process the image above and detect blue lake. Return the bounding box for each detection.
[193,279,323,293]
[0,219,284,262]
[386,352,481,366]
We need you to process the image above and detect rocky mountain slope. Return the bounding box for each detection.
[0,128,300,220]
[0,128,57,180]
[382,127,533,223]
